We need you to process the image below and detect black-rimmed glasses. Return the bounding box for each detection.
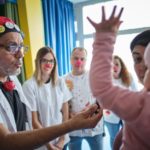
[40,58,55,64]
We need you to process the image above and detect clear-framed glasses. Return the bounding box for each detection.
[0,44,29,55]
[40,58,55,64]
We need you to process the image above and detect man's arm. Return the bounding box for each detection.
[0,104,102,150]
[55,102,69,149]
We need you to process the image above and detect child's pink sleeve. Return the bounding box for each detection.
[90,32,146,122]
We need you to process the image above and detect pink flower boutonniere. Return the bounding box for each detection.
[3,80,15,92]
[65,79,73,91]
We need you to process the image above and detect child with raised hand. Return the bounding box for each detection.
[88,5,150,150]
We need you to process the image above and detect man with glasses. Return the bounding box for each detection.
[0,16,102,150]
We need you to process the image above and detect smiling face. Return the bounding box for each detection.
[132,45,147,84]
[71,48,87,75]
[0,32,24,77]
[34,47,57,85]
[112,57,122,79]
[40,52,55,76]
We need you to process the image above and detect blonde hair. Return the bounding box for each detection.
[34,46,58,86]
[71,47,87,57]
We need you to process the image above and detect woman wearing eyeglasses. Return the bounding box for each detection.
[23,47,72,150]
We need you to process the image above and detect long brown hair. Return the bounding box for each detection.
[34,46,58,86]
[113,55,131,87]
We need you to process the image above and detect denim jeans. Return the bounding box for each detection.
[68,134,103,150]
[105,121,122,149]
[63,143,69,150]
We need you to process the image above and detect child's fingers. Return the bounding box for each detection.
[117,7,124,20]
[87,17,97,27]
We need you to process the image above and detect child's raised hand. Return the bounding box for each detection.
[87,6,124,34]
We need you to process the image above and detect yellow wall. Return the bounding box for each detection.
[18,0,45,79]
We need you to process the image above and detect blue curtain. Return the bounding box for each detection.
[7,0,16,3]
[42,0,76,76]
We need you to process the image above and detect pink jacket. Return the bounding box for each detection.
[90,32,150,150]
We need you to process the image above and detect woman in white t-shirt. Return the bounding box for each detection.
[23,47,72,150]
[103,55,135,149]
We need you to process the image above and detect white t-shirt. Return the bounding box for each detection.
[23,77,72,150]
[104,78,137,124]
[64,71,104,137]
[0,111,3,123]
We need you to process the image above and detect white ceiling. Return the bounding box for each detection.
[68,0,90,4]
